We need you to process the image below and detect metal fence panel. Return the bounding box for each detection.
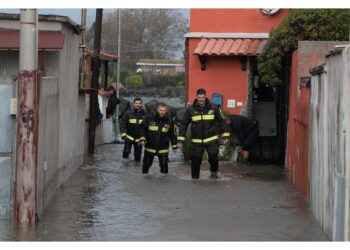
[309,46,350,240]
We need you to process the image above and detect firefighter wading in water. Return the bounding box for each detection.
[139,102,178,174]
[178,88,230,179]
[120,97,146,162]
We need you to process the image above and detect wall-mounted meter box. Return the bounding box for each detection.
[10,98,17,116]
[227,99,236,108]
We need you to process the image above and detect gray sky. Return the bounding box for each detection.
[0,9,113,24]
[0,8,189,26]
[0,8,189,59]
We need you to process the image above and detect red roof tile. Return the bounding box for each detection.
[193,38,267,56]
[0,29,64,50]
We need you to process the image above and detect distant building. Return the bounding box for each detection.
[136,59,185,74]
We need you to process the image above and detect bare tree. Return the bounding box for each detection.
[86,9,188,70]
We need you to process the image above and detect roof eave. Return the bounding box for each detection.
[185,32,269,39]
[0,13,81,34]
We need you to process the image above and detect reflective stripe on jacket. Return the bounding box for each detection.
[139,113,178,154]
[178,98,230,144]
[119,108,146,142]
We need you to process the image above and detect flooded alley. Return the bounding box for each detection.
[1,144,328,241]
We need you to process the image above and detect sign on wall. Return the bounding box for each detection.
[227,99,236,108]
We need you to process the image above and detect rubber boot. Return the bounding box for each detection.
[123,151,129,159]
[142,152,154,174]
[159,155,169,174]
[208,154,219,173]
[134,144,142,162]
[142,164,150,174]
[191,156,202,179]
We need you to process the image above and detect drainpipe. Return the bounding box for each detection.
[115,8,121,140]
[15,9,39,223]
[345,29,350,241]
[88,9,103,154]
[185,38,189,106]
[345,36,350,240]
[79,9,87,89]
[104,60,108,90]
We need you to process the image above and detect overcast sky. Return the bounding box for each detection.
[0,8,189,26]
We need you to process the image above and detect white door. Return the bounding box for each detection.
[0,84,14,219]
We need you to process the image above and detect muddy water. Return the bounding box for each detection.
[1,144,328,241]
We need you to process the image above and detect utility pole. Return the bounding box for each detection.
[15,9,39,223]
[88,9,103,154]
[115,8,121,140]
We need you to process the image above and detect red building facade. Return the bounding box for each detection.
[186,9,288,113]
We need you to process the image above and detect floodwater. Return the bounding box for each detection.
[0,144,328,241]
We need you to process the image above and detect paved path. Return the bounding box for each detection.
[1,144,328,241]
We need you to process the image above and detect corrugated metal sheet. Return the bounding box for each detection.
[309,46,350,240]
[0,29,64,50]
[193,38,267,56]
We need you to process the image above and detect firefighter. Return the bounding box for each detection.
[120,97,145,162]
[139,102,178,174]
[229,114,259,163]
[178,88,230,179]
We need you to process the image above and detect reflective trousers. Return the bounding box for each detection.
[191,141,219,179]
[142,151,169,174]
[123,140,142,161]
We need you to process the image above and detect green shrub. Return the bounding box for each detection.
[258,9,350,86]
[120,68,131,84]
[180,127,192,162]
[125,74,143,89]
[176,80,185,103]
[219,135,237,161]
[180,126,238,162]
[141,73,184,88]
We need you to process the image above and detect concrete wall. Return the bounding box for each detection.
[56,23,86,179]
[36,77,59,216]
[36,24,86,217]
[286,41,348,201]
[285,49,310,201]
[0,16,87,220]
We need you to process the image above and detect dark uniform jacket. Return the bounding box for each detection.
[139,113,178,155]
[178,98,230,144]
[120,108,146,143]
[229,115,259,146]
[106,94,120,118]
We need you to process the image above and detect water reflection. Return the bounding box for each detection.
[1,144,329,241]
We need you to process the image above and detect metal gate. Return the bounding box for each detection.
[0,83,14,219]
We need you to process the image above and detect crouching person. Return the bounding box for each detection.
[229,114,259,163]
[139,103,178,174]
